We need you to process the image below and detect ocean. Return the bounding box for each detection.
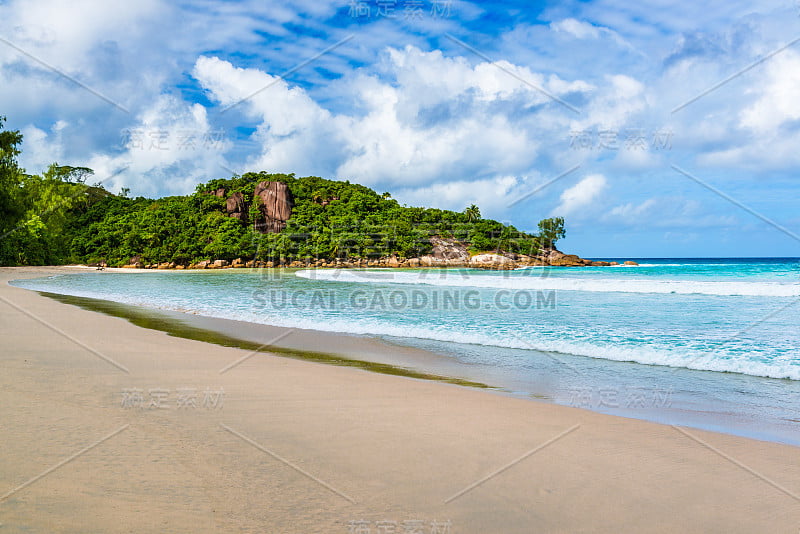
[12,258,800,444]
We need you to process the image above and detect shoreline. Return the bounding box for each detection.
[29,287,800,447]
[38,290,493,390]
[2,266,799,532]
[9,266,800,447]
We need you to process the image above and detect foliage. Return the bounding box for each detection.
[0,116,25,264]
[537,216,566,249]
[464,204,481,222]
[0,124,566,266]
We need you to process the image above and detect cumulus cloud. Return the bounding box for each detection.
[193,46,594,189]
[393,175,532,219]
[18,122,66,173]
[694,51,800,170]
[81,95,233,196]
[739,52,800,134]
[552,174,607,216]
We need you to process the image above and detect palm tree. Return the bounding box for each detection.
[464,204,481,222]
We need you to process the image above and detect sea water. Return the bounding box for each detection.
[12,258,800,444]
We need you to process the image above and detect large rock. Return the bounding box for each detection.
[430,236,470,262]
[253,181,293,233]
[470,254,517,269]
[210,181,293,233]
[550,254,583,266]
[420,255,442,267]
[542,248,584,267]
[225,192,248,221]
[624,260,639,266]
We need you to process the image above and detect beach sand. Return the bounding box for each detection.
[1,266,798,533]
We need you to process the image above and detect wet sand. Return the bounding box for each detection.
[1,266,798,533]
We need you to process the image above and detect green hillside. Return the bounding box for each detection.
[0,118,564,267]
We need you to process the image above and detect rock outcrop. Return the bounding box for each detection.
[129,249,640,270]
[470,253,517,269]
[415,237,472,267]
[225,192,248,221]
[253,181,293,233]
[430,237,470,263]
[541,249,584,267]
[207,181,293,233]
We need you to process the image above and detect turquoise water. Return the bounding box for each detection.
[11,258,800,443]
[14,259,800,379]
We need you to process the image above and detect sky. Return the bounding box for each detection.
[1,0,799,257]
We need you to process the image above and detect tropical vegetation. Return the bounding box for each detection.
[0,118,566,267]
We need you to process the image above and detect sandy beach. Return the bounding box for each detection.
[1,266,798,533]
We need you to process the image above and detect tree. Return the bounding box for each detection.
[44,164,94,184]
[0,117,25,264]
[537,217,566,249]
[464,204,481,222]
[0,117,23,221]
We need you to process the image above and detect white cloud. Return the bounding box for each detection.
[393,175,531,219]
[193,47,593,188]
[571,74,646,131]
[18,123,64,173]
[609,198,657,219]
[82,95,232,196]
[551,18,603,39]
[696,51,800,170]
[552,174,607,216]
[739,52,800,133]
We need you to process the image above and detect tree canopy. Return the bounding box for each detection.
[537,217,566,249]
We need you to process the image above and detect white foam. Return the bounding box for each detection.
[295,269,800,297]
[175,305,799,381]
[13,276,800,381]
[151,301,800,381]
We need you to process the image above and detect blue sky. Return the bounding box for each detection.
[1,0,799,257]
